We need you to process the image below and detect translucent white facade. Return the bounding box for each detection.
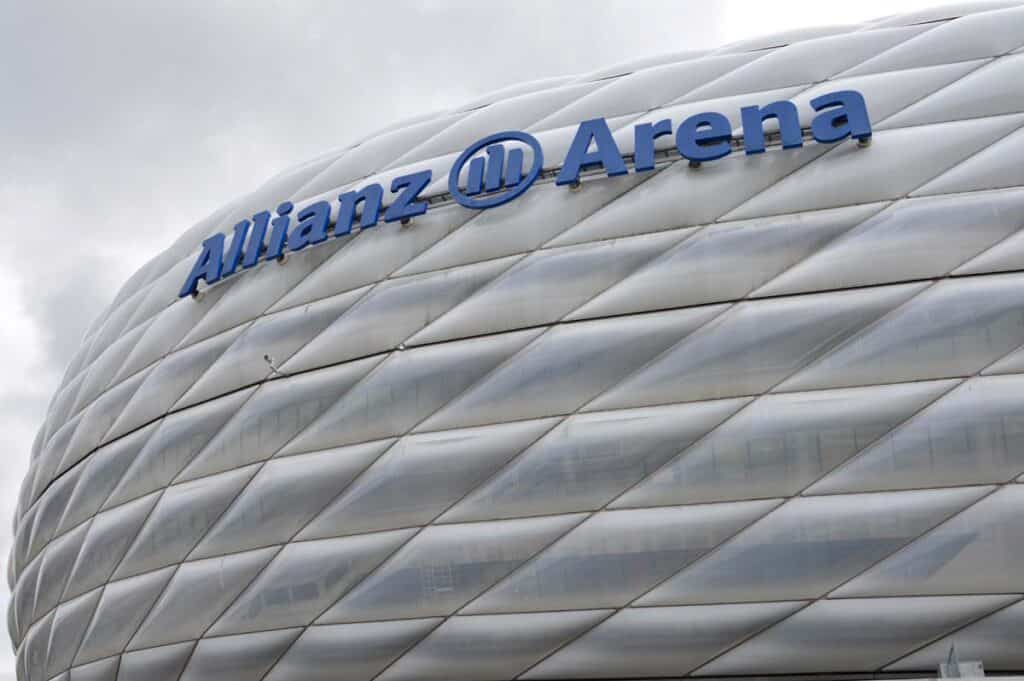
[10,3,1024,680]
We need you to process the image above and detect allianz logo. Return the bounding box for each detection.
[180,90,871,298]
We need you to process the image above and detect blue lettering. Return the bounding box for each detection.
[242,210,271,269]
[676,112,733,162]
[741,100,803,154]
[811,90,872,144]
[337,184,384,236]
[179,233,225,297]
[384,170,433,223]
[287,201,331,251]
[222,220,250,276]
[634,119,673,172]
[266,201,292,260]
[556,118,628,185]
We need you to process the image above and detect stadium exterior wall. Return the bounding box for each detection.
[10,3,1024,680]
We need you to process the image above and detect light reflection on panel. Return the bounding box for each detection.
[591,284,924,411]
[614,381,953,508]
[321,514,584,623]
[697,595,1017,676]
[809,375,1024,494]
[116,641,194,681]
[376,611,611,681]
[210,530,415,636]
[782,274,1024,392]
[300,419,557,540]
[420,307,725,432]
[522,602,804,679]
[44,589,101,681]
[465,500,779,613]
[128,547,277,650]
[177,628,301,681]
[264,619,440,681]
[837,485,1024,597]
[442,399,747,522]
[639,487,989,606]
[190,441,389,559]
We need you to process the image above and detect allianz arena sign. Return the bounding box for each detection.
[180,89,872,298]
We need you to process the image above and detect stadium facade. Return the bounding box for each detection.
[10,3,1024,680]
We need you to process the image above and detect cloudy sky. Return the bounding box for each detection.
[0,0,961,676]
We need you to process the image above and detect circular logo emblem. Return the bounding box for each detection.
[448,131,544,210]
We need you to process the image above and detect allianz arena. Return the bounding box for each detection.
[11,3,1024,680]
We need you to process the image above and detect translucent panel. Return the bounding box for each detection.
[295,113,465,198]
[810,375,1024,494]
[390,82,601,166]
[68,655,118,681]
[682,25,927,101]
[103,389,254,509]
[27,465,82,567]
[299,419,557,540]
[697,595,1017,676]
[105,325,245,441]
[264,619,440,681]
[29,412,84,508]
[396,174,651,277]
[465,500,779,614]
[376,611,611,681]
[270,205,473,311]
[74,567,175,666]
[724,116,1024,221]
[836,485,1024,597]
[782,274,1024,392]
[887,600,1024,672]
[58,424,156,535]
[572,204,883,320]
[33,522,90,624]
[178,357,382,481]
[642,487,989,606]
[178,628,301,681]
[591,284,923,411]
[523,602,804,679]
[116,641,194,681]
[914,123,1024,196]
[13,553,41,643]
[20,610,52,681]
[421,307,724,432]
[284,257,514,373]
[191,441,389,559]
[57,368,152,477]
[411,230,686,344]
[843,4,1024,75]
[882,54,1024,127]
[443,399,748,523]
[67,319,152,422]
[63,493,159,601]
[177,289,361,407]
[548,142,832,248]
[279,330,541,456]
[956,209,1024,276]
[128,547,277,650]
[614,381,954,508]
[757,190,1024,297]
[114,465,259,578]
[321,514,584,623]
[210,530,414,636]
[532,53,757,129]
[986,340,1024,374]
[45,589,102,681]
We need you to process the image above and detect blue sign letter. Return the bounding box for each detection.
[811,90,872,144]
[741,100,803,154]
[179,233,225,297]
[287,201,332,251]
[677,112,733,162]
[337,184,384,236]
[556,118,628,185]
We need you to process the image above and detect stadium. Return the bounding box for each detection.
[10,2,1024,680]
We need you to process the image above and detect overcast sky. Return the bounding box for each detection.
[0,0,960,676]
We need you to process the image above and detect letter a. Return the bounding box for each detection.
[556,118,628,185]
[810,90,872,144]
[179,233,225,297]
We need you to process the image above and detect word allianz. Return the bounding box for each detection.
[180,90,871,298]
